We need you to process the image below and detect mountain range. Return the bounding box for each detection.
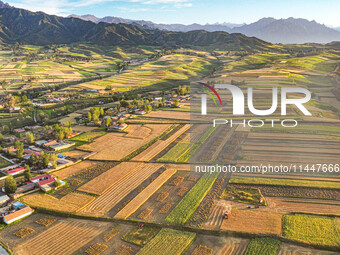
[0,5,270,50]
[70,14,340,44]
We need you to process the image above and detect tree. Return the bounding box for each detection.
[100,107,104,117]
[105,117,112,128]
[173,99,179,107]
[49,154,58,169]
[24,164,32,181]
[87,112,92,122]
[26,132,35,144]
[5,175,17,194]
[15,141,24,159]
[43,154,50,167]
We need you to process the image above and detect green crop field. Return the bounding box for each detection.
[229,177,340,189]
[282,214,340,246]
[136,228,196,255]
[244,238,281,255]
[164,172,219,225]
[157,142,191,162]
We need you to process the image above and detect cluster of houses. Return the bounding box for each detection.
[0,173,64,224]
[35,139,76,151]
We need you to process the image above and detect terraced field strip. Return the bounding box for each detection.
[133,124,190,161]
[79,163,164,216]
[77,162,142,195]
[230,177,340,189]
[136,228,196,255]
[242,145,340,155]
[14,220,105,255]
[114,168,177,219]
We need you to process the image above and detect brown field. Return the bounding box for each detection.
[72,126,99,132]
[125,125,152,139]
[62,150,89,160]
[77,162,142,195]
[217,237,250,255]
[129,171,201,223]
[133,124,190,161]
[79,163,163,216]
[54,161,98,179]
[277,243,335,255]
[21,192,95,213]
[114,168,177,219]
[79,124,171,161]
[144,110,190,120]
[220,209,282,235]
[262,197,340,216]
[14,219,108,255]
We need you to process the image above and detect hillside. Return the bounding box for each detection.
[0,7,270,50]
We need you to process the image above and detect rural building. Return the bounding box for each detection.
[7,167,25,176]
[3,206,34,224]
[29,174,64,192]
[0,195,9,206]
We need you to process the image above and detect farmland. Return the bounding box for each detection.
[282,214,340,246]
[78,124,172,160]
[220,209,282,235]
[164,172,219,225]
[21,192,95,213]
[14,219,106,255]
[136,228,196,255]
[0,42,339,255]
[79,163,164,216]
[244,238,281,255]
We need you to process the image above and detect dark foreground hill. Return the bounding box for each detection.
[0,7,270,50]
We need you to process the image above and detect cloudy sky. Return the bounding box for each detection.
[6,0,340,27]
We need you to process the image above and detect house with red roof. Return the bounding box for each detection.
[7,167,25,176]
[29,174,64,192]
[3,206,34,224]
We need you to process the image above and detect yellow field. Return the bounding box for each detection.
[133,124,190,161]
[114,168,177,219]
[221,209,282,235]
[77,162,142,195]
[21,192,95,213]
[79,124,171,161]
[54,161,98,179]
[14,220,106,255]
[79,163,163,216]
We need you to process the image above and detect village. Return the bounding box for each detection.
[0,86,191,225]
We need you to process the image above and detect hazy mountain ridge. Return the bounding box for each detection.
[0,7,271,50]
[70,14,340,44]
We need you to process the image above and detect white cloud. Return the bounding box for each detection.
[9,0,192,16]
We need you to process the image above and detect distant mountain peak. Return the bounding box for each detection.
[0,0,13,8]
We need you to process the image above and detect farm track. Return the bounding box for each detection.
[79,163,163,216]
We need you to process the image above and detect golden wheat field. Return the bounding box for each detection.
[77,162,142,195]
[114,168,177,219]
[14,220,108,255]
[21,192,95,213]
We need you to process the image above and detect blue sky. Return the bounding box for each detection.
[7,0,340,27]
